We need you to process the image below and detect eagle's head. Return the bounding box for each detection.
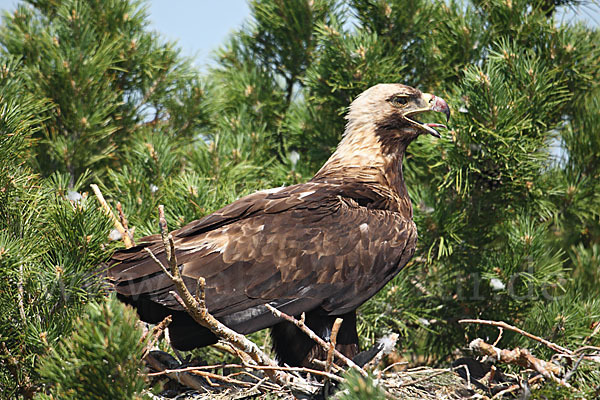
[315,83,451,190]
[346,83,450,143]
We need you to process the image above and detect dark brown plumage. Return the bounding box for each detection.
[107,83,450,367]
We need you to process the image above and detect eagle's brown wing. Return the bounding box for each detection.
[108,181,416,346]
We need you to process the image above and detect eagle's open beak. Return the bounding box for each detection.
[405,93,450,138]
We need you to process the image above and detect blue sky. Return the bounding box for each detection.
[146,1,249,62]
[0,0,597,67]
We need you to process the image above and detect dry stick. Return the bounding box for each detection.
[323,318,343,395]
[116,202,135,245]
[312,359,344,374]
[492,327,503,347]
[265,304,368,377]
[148,363,343,383]
[469,338,571,389]
[325,318,343,374]
[141,315,172,359]
[564,353,586,383]
[397,368,454,387]
[17,263,26,323]
[491,374,544,400]
[241,363,344,383]
[187,370,255,387]
[459,319,573,355]
[148,205,288,387]
[380,361,409,375]
[583,320,600,345]
[90,184,134,248]
[143,351,207,391]
[221,341,255,365]
[574,345,600,354]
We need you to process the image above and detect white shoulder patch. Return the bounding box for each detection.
[259,186,285,195]
[298,190,315,199]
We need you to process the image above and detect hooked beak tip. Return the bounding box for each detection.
[432,96,450,123]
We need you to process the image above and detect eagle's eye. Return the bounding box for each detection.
[390,96,409,107]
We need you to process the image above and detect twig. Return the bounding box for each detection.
[150,205,288,386]
[380,361,409,375]
[453,363,472,390]
[492,327,503,347]
[312,359,344,374]
[141,315,172,359]
[241,363,344,383]
[583,320,600,345]
[574,345,600,354]
[469,338,571,388]
[91,184,134,248]
[148,363,343,383]
[459,319,573,355]
[144,248,174,279]
[564,353,585,382]
[143,351,206,391]
[398,368,453,387]
[17,263,26,324]
[491,374,544,400]
[323,317,342,396]
[188,370,256,387]
[116,202,135,245]
[325,318,343,375]
[265,304,368,377]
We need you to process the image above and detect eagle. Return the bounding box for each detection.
[107,83,450,367]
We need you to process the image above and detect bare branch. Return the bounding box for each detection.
[325,318,342,375]
[491,375,544,400]
[144,248,174,280]
[584,320,600,345]
[116,202,135,245]
[492,327,503,347]
[148,363,343,383]
[91,184,134,248]
[141,315,172,359]
[17,263,26,324]
[459,319,573,355]
[469,338,571,388]
[144,351,207,391]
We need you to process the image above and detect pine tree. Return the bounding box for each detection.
[0,0,210,185]
[36,297,147,400]
[0,0,599,398]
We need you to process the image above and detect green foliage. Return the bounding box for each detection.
[0,0,210,184]
[36,296,147,400]
[337,370,387,400]
[0,0,599,398]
